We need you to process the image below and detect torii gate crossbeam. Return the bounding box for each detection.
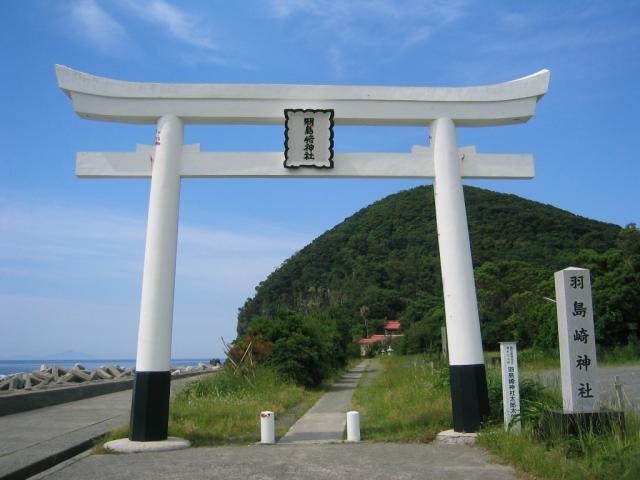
[56,65,549,441]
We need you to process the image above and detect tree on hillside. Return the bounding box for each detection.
[574,224,640,348]
[235,186,628,357]
[234,309,356,387]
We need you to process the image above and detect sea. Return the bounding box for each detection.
[0,358,214,378]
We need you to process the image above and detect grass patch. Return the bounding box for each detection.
[479,362,640,479]
[169,365,323,445]
[353,354,640,478]
[352,355,451,442]
[515,349,561,371]
[599,341,640,366]
[92,424,130,454]
[94,365,323,450]
[479,414,640,479]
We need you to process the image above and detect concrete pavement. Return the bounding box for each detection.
[0,373,214,480]
[32,442,516,480]
[26,360,517,479]
[0,389,131,480]
[278,361,369,444]
[1,361,521,480]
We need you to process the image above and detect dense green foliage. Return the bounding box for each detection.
[236,185,639,360]
[231,310,357,387]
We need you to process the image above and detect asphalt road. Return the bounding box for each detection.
[530,365,640,410]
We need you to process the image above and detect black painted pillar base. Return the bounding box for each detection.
[129,371,171,441]
[449,364,490,433]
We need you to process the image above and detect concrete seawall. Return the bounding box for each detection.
[0,369,217,417]
[0,377,133,417]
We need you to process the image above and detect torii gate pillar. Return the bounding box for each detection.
[130,115,183,440]
[432,118,488,431]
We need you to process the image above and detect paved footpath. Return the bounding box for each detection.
[10,360,518,480]
[0,389,131,479]
[0,374,213,480]
[278,361,369,444]
[32,442,516,480]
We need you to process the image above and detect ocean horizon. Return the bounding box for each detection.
[0,358,217,377]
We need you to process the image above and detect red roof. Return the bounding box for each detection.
[358,333,404,344]
[384,320,401,331]
[358,334,386,344]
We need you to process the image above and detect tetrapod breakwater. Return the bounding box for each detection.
[0,362,220,416]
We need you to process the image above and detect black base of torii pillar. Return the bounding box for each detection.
[130,372,172,440]
[449,365,490,431]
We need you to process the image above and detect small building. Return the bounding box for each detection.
[384,320,401,333]
[359,321,403,356]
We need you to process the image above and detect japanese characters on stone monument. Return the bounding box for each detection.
[500,342,521,431]
[284,109,334,168]
[555,267,599,412]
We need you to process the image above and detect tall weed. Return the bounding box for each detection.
[480,362,640,479]
[352,355,451,442]
[170,365,321,445]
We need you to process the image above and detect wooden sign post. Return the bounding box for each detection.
[500,342,521,432]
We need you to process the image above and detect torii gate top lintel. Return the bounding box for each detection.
[55,65,549,127]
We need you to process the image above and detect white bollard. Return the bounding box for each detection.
[346,411,361,442]
[260,411,275,444]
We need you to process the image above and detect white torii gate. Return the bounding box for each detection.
[56,65,549,440]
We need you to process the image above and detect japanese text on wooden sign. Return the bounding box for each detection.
[284,109,334,169]
[500,342,521,431]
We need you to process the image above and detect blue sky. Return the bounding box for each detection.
[1,0,639,360]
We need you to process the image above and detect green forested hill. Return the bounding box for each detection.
[236,185,638,353]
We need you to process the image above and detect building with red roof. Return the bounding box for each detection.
[358,321,403,356]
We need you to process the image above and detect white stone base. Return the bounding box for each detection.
[104,437,191,453]
[434,429,478,445]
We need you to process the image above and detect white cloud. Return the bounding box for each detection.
[477,3,640,67]
[0,195,309,298]
[179,224,304,254]
[401,26,433,49]
[270,0,320,17]
[268,1,466,24]
[327,47,345,79]
[120,0,218,50]
[0,195,311,357]
[0,198,145,276]
[1,196,295,254]
[175,222,309,290]
[69,0,129,54]
[64,1,224,63]
[267,0,467,50]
